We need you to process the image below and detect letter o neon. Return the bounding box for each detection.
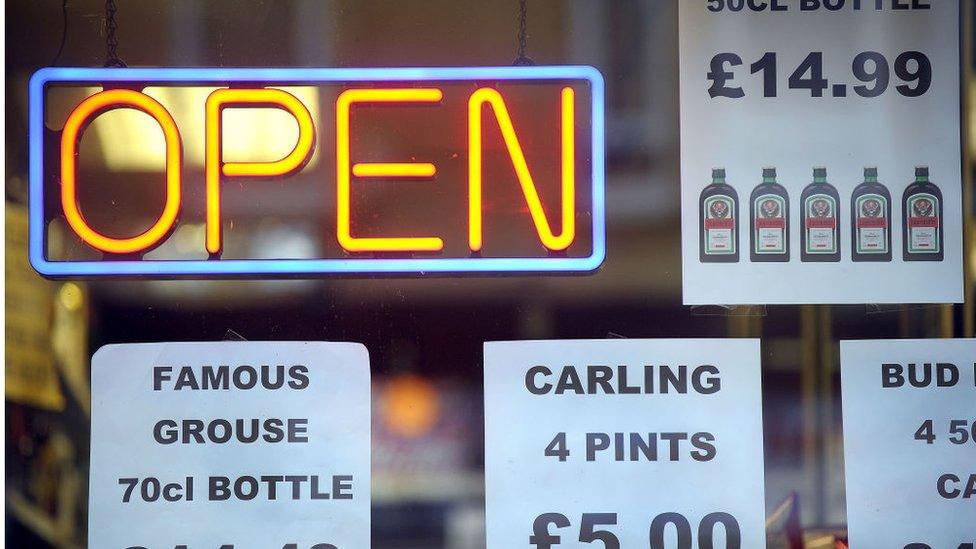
[61,89,182,254]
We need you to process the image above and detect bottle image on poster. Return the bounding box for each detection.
[800,167,841,262]
[699,168,739,263]
[851,167,892,262]
[903,166,944,261]
[750,167,790,262]
[678,1,962,305]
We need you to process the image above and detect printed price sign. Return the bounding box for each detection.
[89,342,370,548]
[484,339,766,548]
[841,339,976,548]
[679,1,962,304]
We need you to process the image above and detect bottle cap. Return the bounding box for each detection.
[813,167,827,178]
[762,167,776,178]
[864,167,878,178]
[711,168,726,179]
[915,166,929,177]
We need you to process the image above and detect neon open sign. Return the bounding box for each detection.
[29,66,605,277]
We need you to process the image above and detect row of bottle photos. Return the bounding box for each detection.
[700,166,944,263]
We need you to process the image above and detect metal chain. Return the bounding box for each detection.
[51,0,68,66]
[513,0,534,66]
[104,0,126,67]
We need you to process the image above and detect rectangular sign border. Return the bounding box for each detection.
[29,66,605,277]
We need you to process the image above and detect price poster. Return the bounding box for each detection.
[841,339,975,548]
[483,339,767,548]
[89,342,371,548]
[679,1,962,305]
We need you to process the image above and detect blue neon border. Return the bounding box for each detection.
[28,66,605,277]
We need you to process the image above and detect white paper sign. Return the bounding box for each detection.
[679,1,962,305]
[484,339,767,548]
[89,341,371,548]
[841,339,976,548]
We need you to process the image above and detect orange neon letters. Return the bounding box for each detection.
[468,87,576,252]
[205,88,315,255]
[336,88,444,253]
[59,85,581,258]
[60,89,183,254]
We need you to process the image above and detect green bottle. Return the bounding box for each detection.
[800,167,841,262]
[699,168,739,263]
[851,167,892,262]
[750,167,789,262]
[902,166,944,261]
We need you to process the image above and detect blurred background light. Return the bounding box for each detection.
[380,374,442,439]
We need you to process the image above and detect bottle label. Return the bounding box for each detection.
[703,195,736,255]
[753,193,786,255]
[855,193,888,254]
[907,193,940,254]
[804,194,837,254]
